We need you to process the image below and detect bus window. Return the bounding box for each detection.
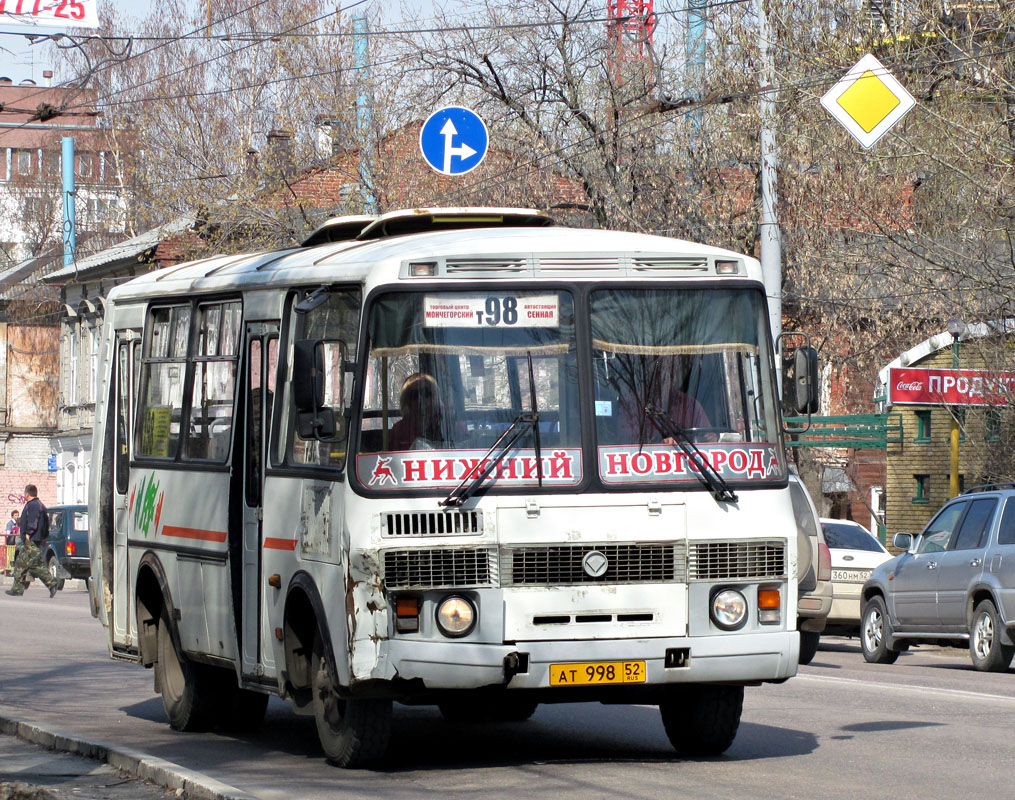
[358,290,578,456]
[589,287,782,478]
[185,301,241,462]
[285,289,360,469]
[136,305,191,459]
[115,342,131,493]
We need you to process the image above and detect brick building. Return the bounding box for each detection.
[876,324,1012,542]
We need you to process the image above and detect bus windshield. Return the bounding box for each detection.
[353,285,784,492]
[591,287,784,485]
[355,289,582,490]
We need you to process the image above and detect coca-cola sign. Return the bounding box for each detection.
[889,367,1015,406]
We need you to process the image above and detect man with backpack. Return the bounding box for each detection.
[5,485,59,598]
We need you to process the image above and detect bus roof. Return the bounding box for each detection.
[106,221,762,305]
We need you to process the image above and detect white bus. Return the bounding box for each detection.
[88,208,817,767]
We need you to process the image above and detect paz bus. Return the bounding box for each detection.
[88,207,818,767]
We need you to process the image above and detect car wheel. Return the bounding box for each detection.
[311,629,391,767]
[969,600,1014,673]
[798,630,820,665]
[46,556,65,592]
[861,596,900,664]
[154,609,215,731]
[659,684,743,757]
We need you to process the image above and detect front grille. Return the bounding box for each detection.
[381,510,482,537]
[383,547,496,589]
[631,256,708,271]
[446,257,528,274]
[501,542,686,586]
[687,540,786,581]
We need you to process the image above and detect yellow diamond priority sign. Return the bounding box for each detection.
[821,54,915,149]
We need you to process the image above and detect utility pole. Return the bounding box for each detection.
[352,12,376,213]
[62,137,75,268]
[685,0,706,140]
[758,0,782,349]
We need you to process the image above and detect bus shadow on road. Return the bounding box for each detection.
[117,697,817,771]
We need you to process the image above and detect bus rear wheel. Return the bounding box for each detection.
[659,684,743,757]
[154,610,215,731]
[311,630,391,768]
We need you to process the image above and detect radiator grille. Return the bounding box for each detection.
[381,510,482,537]
[383,547,496,589]
[501,542,686,586]
[687,540,786,581]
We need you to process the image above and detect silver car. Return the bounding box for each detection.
[860,486,1015,671]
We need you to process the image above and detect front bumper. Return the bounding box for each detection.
[385,631,799,691]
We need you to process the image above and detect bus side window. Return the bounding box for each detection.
[185,302,241,462]
[115,341,131,493]
[136,305,190,459]
[287,289,360,469]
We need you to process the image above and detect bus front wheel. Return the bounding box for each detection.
[659,684,743,757]
[154,610,215,731]
[311,630,391,767]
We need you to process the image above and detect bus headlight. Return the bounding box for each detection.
[435,595,476,637]
[710,589,748,630]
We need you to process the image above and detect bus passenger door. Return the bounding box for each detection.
[112,334,140,645]
[240,324,278,677]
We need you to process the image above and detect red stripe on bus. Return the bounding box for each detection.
[264,538,298,551]
[161,526,228,543]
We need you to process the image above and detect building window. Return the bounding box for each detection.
[914,410,931,443]
[913,474,930,504]
[69,327,79,406]
[15,149,32,176]
[88,325,99,403]
[987,409,1001,442]
[77,153,93,180]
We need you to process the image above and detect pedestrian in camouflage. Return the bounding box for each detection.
[5,485,57,598]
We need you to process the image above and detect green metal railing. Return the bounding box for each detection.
[782,413,903,450]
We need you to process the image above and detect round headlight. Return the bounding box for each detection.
[711,589,748,630]
[435,595,476,637]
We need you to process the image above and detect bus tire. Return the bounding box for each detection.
[659,684,743,757]
[155,610,215,731]
[798,630,820,665]
[311,629,390,767]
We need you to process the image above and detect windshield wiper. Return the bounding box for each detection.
[441,352,542,507]
[646,406,738,504]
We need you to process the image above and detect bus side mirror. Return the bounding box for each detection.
[792,347,820,415]
[293,339,338,440]
[293,339,325,413]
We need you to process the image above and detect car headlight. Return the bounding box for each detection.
[711,589,748,630]
[435,595,476,637]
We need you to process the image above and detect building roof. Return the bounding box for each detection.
[42,213,196,283]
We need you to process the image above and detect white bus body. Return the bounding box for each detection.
[88,209,807,767]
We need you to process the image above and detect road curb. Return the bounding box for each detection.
[0,711,259,800]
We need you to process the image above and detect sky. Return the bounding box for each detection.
[0,0,158,84]
[0,0,441,85]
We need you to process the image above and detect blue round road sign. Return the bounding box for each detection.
[419,107,488,176]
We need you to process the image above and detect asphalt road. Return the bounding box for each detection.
[2,583,1013,800]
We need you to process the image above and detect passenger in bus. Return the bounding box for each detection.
[388,372,458,450]
[617,389,712,444]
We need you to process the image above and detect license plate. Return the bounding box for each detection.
[548,660,646,686]
[831,568,872,583]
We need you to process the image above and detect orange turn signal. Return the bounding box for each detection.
[396,597,420,617]
[267,574,281,588]
[758,588,781,609]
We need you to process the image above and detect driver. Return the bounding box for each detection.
[618,389,711,444]
[388,372,452,450]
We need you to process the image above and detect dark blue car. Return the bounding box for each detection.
[43,504,90,590]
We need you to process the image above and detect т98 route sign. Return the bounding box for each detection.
[419,107,489,176]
